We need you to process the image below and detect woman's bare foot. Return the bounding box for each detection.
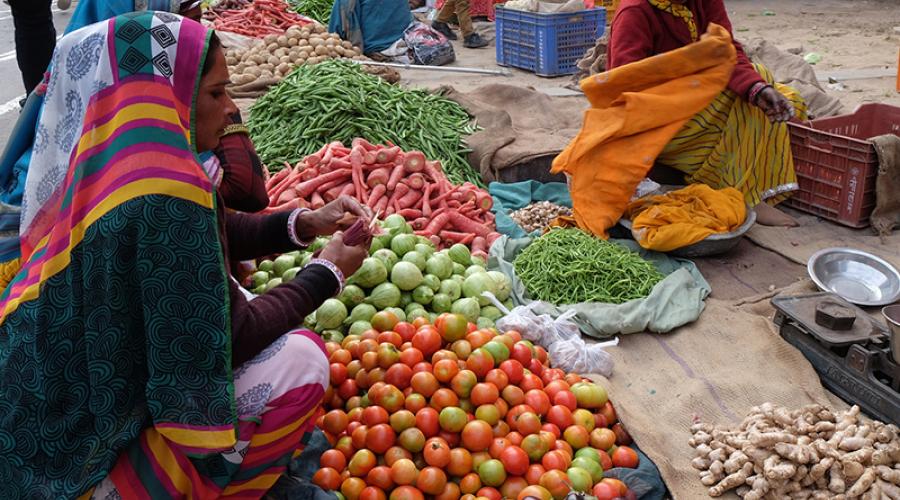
[754,202,799,227]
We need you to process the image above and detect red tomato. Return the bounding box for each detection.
[379,386,406,414]
[613,423,633,446]
[500,477,529,500]
[435,481,462,500]
[484,369,509,391]
[528,359,544,377]
[459,472,482,495]
[394,322,417,342]
[466,349,494,379]
[323,410,349,435]
[390,458,418,486]
[466,330,492,349]
[505,404,537,428]
[411,316,431,329]
[475,404,501,426]
[412,327,442,357]
[488,437,511,459]
[365,424,396,454]
[517,485,552,500]
[412,361,433,374]
[331,349,352,365]
[377,331,403,348]
[451,339,473,360]
[598,450,613,471]
[347,449,377,477]
[330,363,349,386]
[539,470,570,500]
[346,360,363,379]
[476,487,501,500]
[359,486,386,500]
[361,351,379,371]
[338,379,359,400]
[341,477,367,500]
[591,428,617,450]
[499,446,529,475]
[384,364,413,390]
[410,372,440,398]
[450,370,478,399]
[521,434,549,462]
[545,405,573,430]
[600,401,617,425]
[510,342,533,366]
[542,380,570,401]
[553,439,573,458]
[321,449,347,471]
[416,466,448,495]
[432,350,458,363]
[424,437,452,467]
[601,478,628,496]
[440,429,462,448]
[541,423,561,439]
[313,467,341,490]
[519,374,543,393]
[461,420,493,452]
[535,346,549,364]
[611,445,640,468]
[505,431,523,446]
[362,406,389,426]
[390,486,424,500]
[498,360,525,385]
[553,391,578,412]
[416,407,441,438]
[439,314,470,342]
[384,446,413,466]
[433,359,461,383]
[591,482,619,500]
[431,388,460,411]
[405,393,427,413]
[470,383,500,406]
[399,348,424,368]
[494,398,509,419]
[563,426,590,450]
[540,368,565,386]
[501,385,525,407]
[541,450,571,471]
[524,464,546,485]
[335,436,355,460]
[448,447,474,477]
[514,411,541,436]
[351,425,368,450]
[366,465,394,491]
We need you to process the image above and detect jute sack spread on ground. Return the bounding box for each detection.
[591,290,846,499]
[438,84,587,183]
[747,210,900,270]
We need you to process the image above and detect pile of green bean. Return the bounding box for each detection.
[247,60,482,186]
[287,0,332,24]
[513,228,664,304]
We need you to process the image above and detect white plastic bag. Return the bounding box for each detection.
[485,294,617,376]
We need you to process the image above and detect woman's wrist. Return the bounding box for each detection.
[288,208,315,247]
[306,258,345,296]
[748,82,771,105]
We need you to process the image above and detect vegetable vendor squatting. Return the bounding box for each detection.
[0,12,373,497]
[608,0,807,227]
[0,0,270,292]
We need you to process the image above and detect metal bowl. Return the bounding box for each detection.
[619,204,757,258]
[808,248,900,306]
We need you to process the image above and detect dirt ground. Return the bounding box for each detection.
[397,0,900,108]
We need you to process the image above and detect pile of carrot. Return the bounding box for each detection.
[208,0,313,37]
[264,140,501,255]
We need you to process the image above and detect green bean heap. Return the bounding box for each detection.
[513,228,664,304]
[248,60,482,186]
[287,0,332,25]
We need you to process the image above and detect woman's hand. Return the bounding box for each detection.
[754,86,794,123]
[297,196,371,240]
[319,231,368,278]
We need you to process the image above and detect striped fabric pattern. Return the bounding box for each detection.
[656,64,808,206]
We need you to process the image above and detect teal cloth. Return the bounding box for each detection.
[488,181,571,239]
[489,235,711,338]
[328,0,412,53]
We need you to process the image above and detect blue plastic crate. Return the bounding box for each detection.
[495,6,605,77]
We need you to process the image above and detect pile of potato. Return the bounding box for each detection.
[226,23,364,85]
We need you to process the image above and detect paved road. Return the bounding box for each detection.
[0,2,75,148]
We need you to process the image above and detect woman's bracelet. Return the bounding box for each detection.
[748,82,771,105]
[288,208,315,247]
[220,123,250,137]
[306,258,345,295]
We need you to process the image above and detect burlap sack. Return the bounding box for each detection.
[591,291,845,499]
[870,134,900,239]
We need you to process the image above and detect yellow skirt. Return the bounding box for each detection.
[656,65,808,206]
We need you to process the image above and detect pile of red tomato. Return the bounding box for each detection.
[315,312,640,500]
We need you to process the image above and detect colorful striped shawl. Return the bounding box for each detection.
[0,13,236,497]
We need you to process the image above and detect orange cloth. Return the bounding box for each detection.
[550,24,737,238]
[626,184,746,252]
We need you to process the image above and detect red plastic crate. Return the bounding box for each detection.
[786,103,900,228]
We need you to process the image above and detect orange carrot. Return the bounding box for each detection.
[310,192,325,209]
[374,197,389,214]
[366,167,391,188]
[447,212,491,237]
[486,232,501,246]
[424,211,451,235]
[411,217,428,231]
[386,164,405,191]
[440,231,476,245]
[403,151,426,173]
[397,189,421,209]
[294,169,350,198]
[366,184,387,207]
[352,138,379,152]
[471,236,487,255]
[399,208,422,219]
[405,173,425,191]
[421,184,434,217]
[265,167,290,191]
[376,146,401,164]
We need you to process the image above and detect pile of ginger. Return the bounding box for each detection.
[690,403,900,499]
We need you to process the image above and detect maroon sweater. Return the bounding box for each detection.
[214,112,270,214]
[607,0,765,98]
[222,206,339,366]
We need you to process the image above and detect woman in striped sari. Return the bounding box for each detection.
[0,12,367,498]
[608,0,806,226]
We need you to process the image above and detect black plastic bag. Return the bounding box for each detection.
[404,21,455,66]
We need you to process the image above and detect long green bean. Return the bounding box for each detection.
[286,0,332,24]
[513,228,664,304]
[247,60,482,186]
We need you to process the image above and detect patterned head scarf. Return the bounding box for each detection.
[0,13,235,497]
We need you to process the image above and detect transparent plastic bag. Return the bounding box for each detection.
[485,294,617,376]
